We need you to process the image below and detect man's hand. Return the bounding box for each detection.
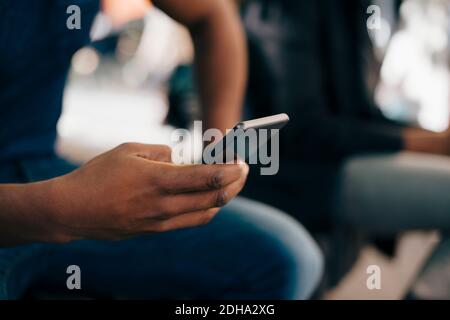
[0,143,248,246]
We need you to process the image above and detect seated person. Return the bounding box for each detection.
[0,0,323,299]
[241,0,450,296]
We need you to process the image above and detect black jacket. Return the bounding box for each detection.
[241,0,404,229]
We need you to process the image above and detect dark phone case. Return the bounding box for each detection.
[215,114,290,163]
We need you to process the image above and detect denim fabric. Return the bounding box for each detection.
[0,156,323,299]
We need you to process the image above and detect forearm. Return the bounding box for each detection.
[189,1,247,132]
[403,127,449,155]
[0,181,63,246]
[153,0,247,132]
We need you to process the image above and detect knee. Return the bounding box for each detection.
[228,198,324,299]
[270,217,324,300]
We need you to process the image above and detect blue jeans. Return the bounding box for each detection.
[0,156,323,300]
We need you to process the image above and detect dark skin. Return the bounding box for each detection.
[155,0,247,131]
[403,127,450,155]
[0,0,248,247]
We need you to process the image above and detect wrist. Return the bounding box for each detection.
[0,180,76,246]
[42,177,82,243]
[23,178,78,244]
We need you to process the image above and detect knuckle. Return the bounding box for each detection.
[207,170,225,189]
[151,145,172,162]
[150,170,168,193]
[156,199,176,219]
[159,145,172,156]
[213,189,229,208]
[118,142,137,152]
[159,210,173,220]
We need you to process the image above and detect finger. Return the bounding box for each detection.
[147,208,220,233]
[157,173,247,217]
[120,143,172,162]
[136,144,172,162]
[156,162,249,194]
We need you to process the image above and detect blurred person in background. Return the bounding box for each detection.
[0,0,323,299]
[240,0,450,297]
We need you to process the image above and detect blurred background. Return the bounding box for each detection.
[58,0,450,163]
[58,0,193,162]
[57,0,450,299]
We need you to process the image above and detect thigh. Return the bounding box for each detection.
[2,156,321,299]
[334,152,450,235]
[0,244,50,299]
[9,198,321,299]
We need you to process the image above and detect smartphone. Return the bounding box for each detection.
[234,113,290,131]
[205,113,290,164]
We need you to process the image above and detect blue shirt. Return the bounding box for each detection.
[0,0,99,162]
